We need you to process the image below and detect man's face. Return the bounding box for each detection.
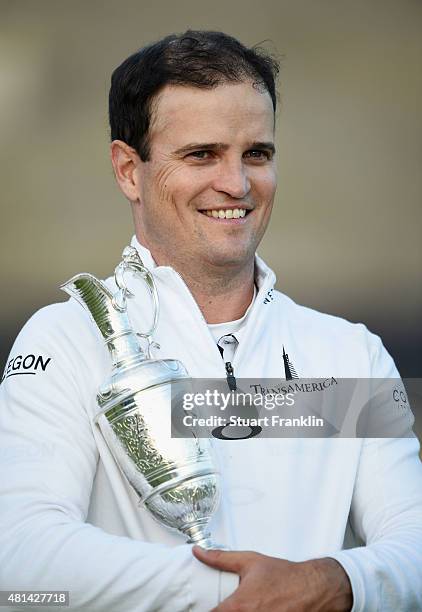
[132,81,277,271]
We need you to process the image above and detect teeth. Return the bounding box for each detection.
[202,208,247,219]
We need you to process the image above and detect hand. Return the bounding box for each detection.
[192,546,353,612]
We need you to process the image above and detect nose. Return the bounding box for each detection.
[212,158,251,199]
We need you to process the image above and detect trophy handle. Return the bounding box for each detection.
[113,246,160,355]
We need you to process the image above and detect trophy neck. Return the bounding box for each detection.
[106,330,145,369]
[61,273,147,367]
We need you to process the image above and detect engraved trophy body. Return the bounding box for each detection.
[61,246,221,548]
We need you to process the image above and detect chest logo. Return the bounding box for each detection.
[282,346,298,380]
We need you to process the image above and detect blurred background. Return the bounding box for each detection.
[1,0,421,386]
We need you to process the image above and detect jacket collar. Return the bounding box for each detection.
[126,236,279,375]
[129,235,276,296]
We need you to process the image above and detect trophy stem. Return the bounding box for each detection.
[183,525,221,550]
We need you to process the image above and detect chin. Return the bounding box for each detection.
[205,248,253,268]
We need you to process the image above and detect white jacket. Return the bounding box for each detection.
[1,236,421,611]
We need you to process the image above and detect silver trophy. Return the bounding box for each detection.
[61,246,221,548]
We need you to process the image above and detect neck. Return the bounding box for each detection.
[183,266,255,324]
[135,235,255,324]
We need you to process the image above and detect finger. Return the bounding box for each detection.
[192,546,253,574]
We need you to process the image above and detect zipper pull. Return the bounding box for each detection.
[225,361,237,391]
[217,335,239,392]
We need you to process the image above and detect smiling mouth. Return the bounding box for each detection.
[199,207,250,219]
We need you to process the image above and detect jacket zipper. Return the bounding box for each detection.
[168,268,275,380]
[225,361,237,391]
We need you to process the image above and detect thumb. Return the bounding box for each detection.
[192,546,251,574]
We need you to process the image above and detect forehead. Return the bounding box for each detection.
[150,82,275,146]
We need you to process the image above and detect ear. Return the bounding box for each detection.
[110,140,142,202]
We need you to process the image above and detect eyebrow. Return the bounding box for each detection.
[173,141,276,156]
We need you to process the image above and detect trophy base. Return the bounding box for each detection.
[184,525,228,550]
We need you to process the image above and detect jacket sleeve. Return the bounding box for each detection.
[330,333,422,611]
[0,305,238,611]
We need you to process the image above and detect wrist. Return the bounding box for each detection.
[307,557,353,612]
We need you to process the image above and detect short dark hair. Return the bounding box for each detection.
[109,30,280,161]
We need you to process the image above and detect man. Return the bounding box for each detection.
[0,30,421,611]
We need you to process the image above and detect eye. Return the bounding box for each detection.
[244,149,272,160]
[186,150,213,160]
